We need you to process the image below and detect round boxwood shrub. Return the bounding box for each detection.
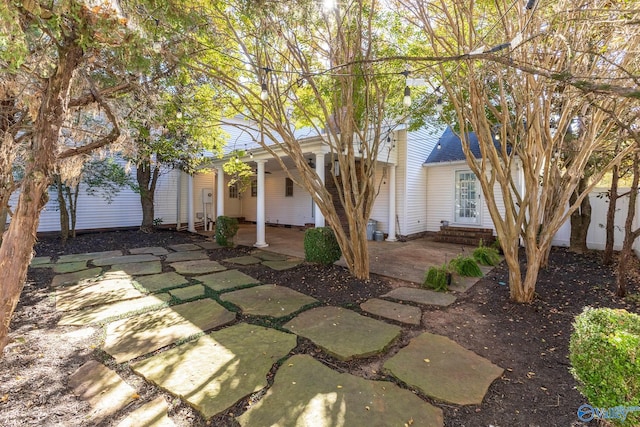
[304,227,341,265]
[570,307,640,426]
[215,216,239,247]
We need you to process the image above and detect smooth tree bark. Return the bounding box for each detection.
[569,177,592,254]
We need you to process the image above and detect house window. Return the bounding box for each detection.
[250,180,257,197]
[229,182,239,199]
[285,177,293,197]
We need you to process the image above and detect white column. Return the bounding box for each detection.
[216,166,224,218]
[314,151,326,228]
[254,159,268,247]
[187,173,195,232]
[386,165,397,241]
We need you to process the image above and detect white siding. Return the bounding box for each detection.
[193,172,216,223]
[262,170,313,226]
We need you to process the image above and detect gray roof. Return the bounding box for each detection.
[424,126,504,164]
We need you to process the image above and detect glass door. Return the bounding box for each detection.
[455,171,480,224]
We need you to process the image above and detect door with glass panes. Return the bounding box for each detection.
[454,170,480,224]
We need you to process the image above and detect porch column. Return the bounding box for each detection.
[216,165,224,218]
[314,151,326,228]
[187,173,195,232]
[254,159,268,248]
[386,165,397,241]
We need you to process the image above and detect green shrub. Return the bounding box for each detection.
[473,246,501,266]
[304,227,341,265]
[423,264,451,292]
[570,307,640,426]
[215,216,239,247]
[449,255,483,277]
[491,236,503,254]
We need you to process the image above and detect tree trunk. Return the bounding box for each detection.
[603,164,619,265]
[0,41,83,355]
[69,183,79,238]
[55,176,70,243]
[137,160,159,234]
[616,153,640,297]
[569,177,592,254]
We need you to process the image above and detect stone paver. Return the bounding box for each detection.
[361,298,422,325]
[197,270,259,292]
[93,254,159,267]
[116,397,175,427]
[220,285,318,317]
[169,285,206,301]
[164,251,209,263]
[168,243,202,252]
[129,246,169,256]
[110,260,162,276]
[30,256,52,266]
[58,294,171,326]
[284,306,401,361]
[237,354,443,427]
[262,259,303,271]
[103,299,235,363]
[170,260,226,275]
[51,267,103,288]
[223,255,262,265]
[135,272,189,293]
[132,323,297,420]
[196,241,220,250]
[56,274,144,311]
[69,360,137,424]
[383,287,456,307]
[53,261,88,274]
[384,332,503,405]
[251,250,288,261]
[57,250,122,264]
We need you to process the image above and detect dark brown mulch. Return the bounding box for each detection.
[0,229,638,427]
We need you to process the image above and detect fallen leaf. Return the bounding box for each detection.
[365,406,370,411]
[131,393,140,400]
[337,385,343,389]
[0,394,8,403]
[423,358,430,363]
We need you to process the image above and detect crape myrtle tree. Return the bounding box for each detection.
[0,0,213,355]
[203,0,413,279]
[398,0,638,302]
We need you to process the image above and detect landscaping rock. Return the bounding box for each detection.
[284,306,401,361]
[383,287,456,307]
[115,396,174,427]
[129,246,169,256]
[134,272,189,293]
[220,284,318,317]
[57,250,122,264]
[93,254,159,267]
[223,256,262,265]
[251,250,288,261]
[237,354,443,427]
[197,270,259,292]
[58,294,171,326]
[55,274,144,311]
[132,323,297,420]
[69,361,137,424]
[168,243,202,252]
[51,267,103,288]
[196,241,220,250]
[360,298,421,325]
[383,332,503,405]
[164,251,209,263]
[110,260,162,276]
[30,256,52,266]
[262,259,303,271]
[169,285,206,301]
[170,260,226,275]
[53,261,88,274]
[103,299,235,363]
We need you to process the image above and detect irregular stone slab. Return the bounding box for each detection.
[116,396,175,427]
[221,285,318,317]
[196,241,220,250]
[135,272,189,293]
[223,255,262,265]
[56,274,145,311]
[53,261,88,274]
[132,323,297,420]
[30,256,52,266]
[384,332,503,405]
[251,250,288,261]
[262,259,303,271]
[93,254,159,267]
[58,294,171,326]
[284,306,401,361]
[164,251,209,263]
[57,250,122,264]
[197,270,260,292]
[237,354,443,427]
[168,243,202,252]
[383,287,456,307]
[361,298,421,326]
[129,246,169,256]
[69,360,136,424]
[110,260,162,276]
[51,267,103,288]
[170,260,226,275]
[170,285,206,301]
[104,299,235,363]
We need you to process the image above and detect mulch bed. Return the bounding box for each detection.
[1,229,638,427]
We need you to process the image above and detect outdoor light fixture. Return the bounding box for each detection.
[435,97,443,113]
[249,151,254,159]
[308,158,315,168]
[437,142,442,150]
[333,159,340,177]
[260,83,269,101]
[403,86,412,108]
